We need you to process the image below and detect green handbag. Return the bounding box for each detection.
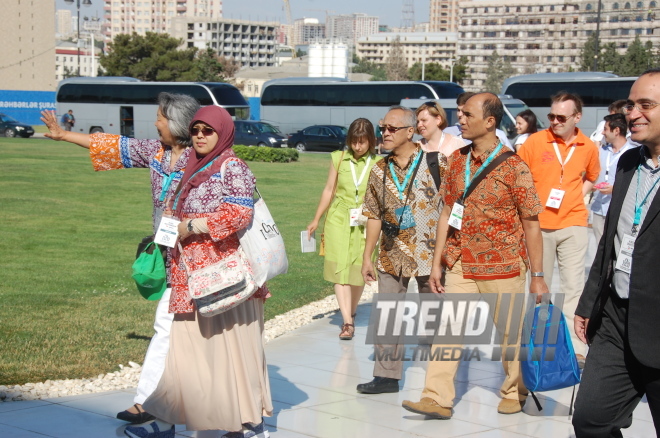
[132,237,167,301]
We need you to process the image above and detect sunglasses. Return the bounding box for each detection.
[623,102,660,114]
[547,113,576,123]
[379,125,412,134]
[191,126,215,136]
[425,101,439,109]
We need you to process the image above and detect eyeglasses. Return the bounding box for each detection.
[379,125,412,134]
[623,102,660,114]
[547,113,576,123]
[191,126,215,136]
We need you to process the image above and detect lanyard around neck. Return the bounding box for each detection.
[159,171,182,202]
[464,143,503,199]
[632,164,660,235]
[389,150,422,200]
[350,155,372,203]
[552,141,576,187]
[172,159,216,211]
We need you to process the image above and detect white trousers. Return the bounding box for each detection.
[134,287,174,405]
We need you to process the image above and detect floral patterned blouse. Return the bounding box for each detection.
[169,157,270,314]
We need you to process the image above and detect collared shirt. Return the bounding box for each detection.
[363,144,444,277]
[442,144,543,280]
[612,147,660,299]
[518,128,600,230]
[591,140,634,216]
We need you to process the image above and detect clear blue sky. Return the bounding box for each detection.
[55,0,431,29]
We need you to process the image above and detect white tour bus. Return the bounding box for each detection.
[56,77,250,138]
[501,72,637,136]
[259,77,465,135]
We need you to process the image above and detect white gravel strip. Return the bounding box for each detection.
[0,283,376,402]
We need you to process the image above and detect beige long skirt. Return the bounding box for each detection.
[142,299,273,432]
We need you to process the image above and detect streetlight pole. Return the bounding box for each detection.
[421,45,427,81]
[65,0,92,77]
[593,0,602,71]
[449,58,457,83]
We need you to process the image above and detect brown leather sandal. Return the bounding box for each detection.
[339,323,355,340]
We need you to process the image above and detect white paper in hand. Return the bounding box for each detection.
[301,230,316,253]
[154,217,180,248]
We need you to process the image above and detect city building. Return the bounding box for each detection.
[293,18,325,46]
[171,17,278,68]
[55,43,102,81]
[457,0,660,90]
[356,32,459,69]
[325,13,379,48]
[430,0,460,32]
[1,0,56,90]
[102,0,223,41]
[56,9,73,38]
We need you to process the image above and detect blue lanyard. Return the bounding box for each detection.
[389,150,422,200]
[632,164,660,234]
[463,143,503,200]
[159,171,183,202]
[172,160,216,211]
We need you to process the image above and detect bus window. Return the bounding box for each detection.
[120,106,134,138]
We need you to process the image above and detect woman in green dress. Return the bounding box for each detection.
[306,118,383,340]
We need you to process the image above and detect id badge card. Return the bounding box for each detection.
[615,233,636,274]
[448,202,464,230]
[546,188,566,209]
[349,207,362,227]
[154,216,180,248]
[395,205,416,230]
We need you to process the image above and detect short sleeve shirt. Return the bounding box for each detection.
[442,144,543,280]
[362,146,444,277]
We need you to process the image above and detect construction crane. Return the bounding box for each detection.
[283,0,292,25]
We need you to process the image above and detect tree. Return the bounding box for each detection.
[62,66,76,79]
[483,51,515,94]
[100,32,198,81]
[452,56,470,84]
[579,32,599,71]
[385,36,409,81]
[352,54,387,81]
[408,62,449,81]
[620,36,655,76]
[190,48,225,82]
[598,42,621,73]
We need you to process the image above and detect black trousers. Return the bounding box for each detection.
[572,290,660,437]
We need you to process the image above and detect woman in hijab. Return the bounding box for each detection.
[127,106,273,438]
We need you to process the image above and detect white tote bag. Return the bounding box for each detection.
[238,188,288,286]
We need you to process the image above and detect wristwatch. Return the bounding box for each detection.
[531,272,544,277]
[187,220,194,233]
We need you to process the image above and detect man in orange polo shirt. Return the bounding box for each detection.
[517,92,600,362]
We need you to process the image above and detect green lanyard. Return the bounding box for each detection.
[462,143,503,201]
[389,150,422,200]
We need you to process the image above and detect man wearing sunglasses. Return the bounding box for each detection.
[357,106,443,395]
[572,69,660,437]
[403,93,548,419]
[517,92,600,365]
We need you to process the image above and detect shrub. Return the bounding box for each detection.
[233,145,299,162]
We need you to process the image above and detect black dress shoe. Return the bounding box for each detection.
[356,377,400,394]
[116,404,156,424]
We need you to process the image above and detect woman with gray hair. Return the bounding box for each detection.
[40,92,200,425]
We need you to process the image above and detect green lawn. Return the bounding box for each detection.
[0,138,333,385]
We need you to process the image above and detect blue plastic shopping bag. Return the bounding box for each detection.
[521,303,581,412]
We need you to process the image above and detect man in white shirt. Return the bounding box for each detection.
[590,113,634,244]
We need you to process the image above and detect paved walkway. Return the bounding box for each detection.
[0,231,654,437]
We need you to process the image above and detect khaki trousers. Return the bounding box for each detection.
[373,271,432,380]
[420,259,528,408]
[542,226,588,356]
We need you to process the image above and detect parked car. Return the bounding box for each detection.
[0,113,34,138]
[233,120,288,147]
[287,125,347,152]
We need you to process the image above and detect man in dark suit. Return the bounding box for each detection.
[572,68,660,437]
